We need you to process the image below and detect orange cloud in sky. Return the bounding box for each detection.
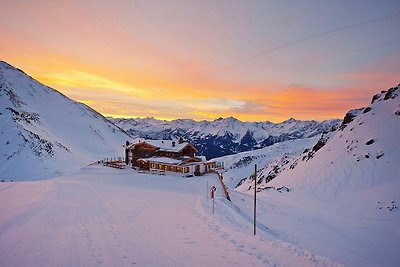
[4,53,396,122]
[2,47,396,122]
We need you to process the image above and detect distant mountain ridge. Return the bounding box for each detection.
[0,61,130,180]
[111,116,340,159]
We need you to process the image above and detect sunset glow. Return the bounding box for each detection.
[1,0,399,122]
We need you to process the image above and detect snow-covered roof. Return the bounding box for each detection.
[131,139,194,153]
[141,156,182,165]
[139,156,204,166]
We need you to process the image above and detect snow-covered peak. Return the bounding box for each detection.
[281,117,299,124]
[214,116,240,123]
[0,60,23,71]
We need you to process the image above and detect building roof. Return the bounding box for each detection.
[128,139,197,153]
[146,140,188,152]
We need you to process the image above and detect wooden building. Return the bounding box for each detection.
[124,138,215,176]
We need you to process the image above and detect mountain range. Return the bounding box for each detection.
[111,116,340,159]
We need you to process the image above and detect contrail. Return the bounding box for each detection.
[236,10,400,66]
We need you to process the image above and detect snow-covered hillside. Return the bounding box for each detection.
[235,85,400,197]
[111,116,340,160]
[235,130,337,192]
[0,61,129,180]
[213,137,319,190]
[267,85,400,202]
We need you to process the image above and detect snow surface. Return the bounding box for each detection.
[0,166,343,267]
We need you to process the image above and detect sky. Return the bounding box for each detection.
[1,0,399,122]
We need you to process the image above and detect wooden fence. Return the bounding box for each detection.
[213,171,231,201]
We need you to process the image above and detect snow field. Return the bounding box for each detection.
[0,166,341,267]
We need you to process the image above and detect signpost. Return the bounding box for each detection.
[211,186,217,214]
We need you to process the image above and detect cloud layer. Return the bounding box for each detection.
[1,0,399,122]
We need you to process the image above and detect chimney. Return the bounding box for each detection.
[178,137,184,144]
[172,141,176,147]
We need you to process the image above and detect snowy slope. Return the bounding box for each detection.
[235,129,338,192]
[268,85,400,203]
[212,137,319,190]
[0,61,129,180]
[111,116,339,159]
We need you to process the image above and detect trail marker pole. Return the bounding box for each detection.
[212,195,215,214]
[211,186,216,214]
[207,181,209,201]
[254,164,257,236]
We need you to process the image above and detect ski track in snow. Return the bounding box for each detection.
[0,166,341,267]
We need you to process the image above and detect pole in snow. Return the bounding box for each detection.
[254,164,257,236]
[211,186,216,214]
[212,194,215,214]
[207,181,209,201]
